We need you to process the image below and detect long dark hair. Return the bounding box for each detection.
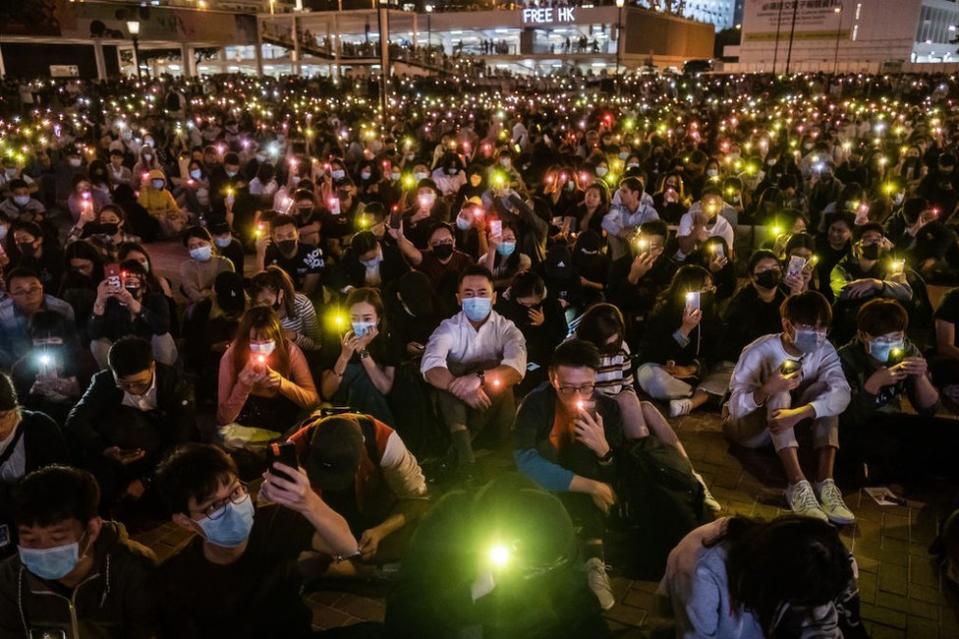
[249,266,298,320]
[653,264,711,317]
[709,516,853,635]
[230,306,291,380]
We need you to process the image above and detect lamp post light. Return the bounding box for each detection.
[832,4,843,76]
[615,0,625,93]
[126,20,142,80]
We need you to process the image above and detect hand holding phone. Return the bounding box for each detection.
[266,441,299,483]
[786,255,807,279]
[105,263,121,292]
[489,219,502,239]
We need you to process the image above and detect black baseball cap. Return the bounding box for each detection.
[213,271,245,314]
[305,415,365,491]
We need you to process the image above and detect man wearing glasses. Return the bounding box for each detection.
[154,443,358,638]
[0,267,75,370]
[513,339,624,611]
[65,336,195,515]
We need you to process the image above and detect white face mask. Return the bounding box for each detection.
[250,340,276,355]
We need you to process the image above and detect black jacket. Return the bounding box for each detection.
[0,521,157,639]
[607,253,677,319]
[64,364,195,464]
[328,243,410,293]
[495,297,568,369]
[88,292,171,341]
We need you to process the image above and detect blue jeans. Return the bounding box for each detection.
[334,362,395,425]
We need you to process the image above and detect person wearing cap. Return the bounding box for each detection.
[184,271,247,403]
[154,443,357,639]
[0,466,159,638]
[329,229,409,294]
[137,170,187,238]
[66,335,195,513]
[288,411,427,570]
[421,265,526,477]
[386,473,610,639]
[0,372,68,558]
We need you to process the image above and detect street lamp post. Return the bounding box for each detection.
[832,4,843,75]
[425,4,433,63]
[615,0,625,93]
[126,20,142,80]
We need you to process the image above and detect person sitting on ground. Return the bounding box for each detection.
[637,265,726,418]
[0,268,75,370]
[717,249,789,366]
[216,306,319,437]
[512,339,625,610]
[208,219,245,276]
[65,336,196,513]
[8,220,64,293]
[602,176,659,261]
[495,271,568,394]
[320,287,401,425]
[330,229,410,295]
[383,270,443,362]
[660,515,865,639]
[289,411,428,572]
[89,259,177,368]
[421,265,527,477]
[179,225,235,307]
[724,291,854,525]
[184,271,247,404]
[0,373,68,558]
[256,213,325,298]
[11,310,94,426]
[838,299,949,480]
[676,186,735,263]
[392,221,475,317]
[137,169,188,237]
[386,473,611,639]
[0,466,158,638]
[249,266,323,352]
[154,443,358,639]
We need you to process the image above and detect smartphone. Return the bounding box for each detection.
[710,242,725,258]
[328,197,341,216]
[685,291,700,312]
[267,441,299,482]
[786,255,807,279]
[490,219,503,238]
[780,359,801,376]
[105,263,121,291]
[389,211,402,229]
[575,399,597,419]
[887,347,906,367]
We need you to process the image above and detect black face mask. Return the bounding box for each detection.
[124,285,140,297]
[277,239,297,254]
[17,242,36,258]
[97,223,119,236]
[860,243,881,260]
[432,243,454,259]
[754,270,782,290]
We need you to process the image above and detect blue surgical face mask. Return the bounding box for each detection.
[351,320,376,337]
[225,169,238,178]
[456,215,471,231]
[13,195,29,207]
[390,171,401,181]
[331,169,346,180]
[151,179,165,190]
[414,171,429,181]
[360,170,372,181]
[618,152,629,160]
[190,169,202,180]
[214,236,232,248]
[198,494,255,548]
[249,340,276,355]
[596,167,609,177]
[462,296,492,322]
[496,241,516,257]
[868,335,905,363]
[18,533,86,581]
[794,328,826,354]
[190,245,213,262]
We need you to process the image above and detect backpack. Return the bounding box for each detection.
[605,437,713,581]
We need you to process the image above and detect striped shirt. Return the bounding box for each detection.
[595,342,634,396]
[283,293,324,352]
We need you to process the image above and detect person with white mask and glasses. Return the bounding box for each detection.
[723,291,854,525]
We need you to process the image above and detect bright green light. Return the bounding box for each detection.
[489,544,510,568]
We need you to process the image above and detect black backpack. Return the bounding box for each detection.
[605,437,713,581]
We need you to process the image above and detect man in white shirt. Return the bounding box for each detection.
[421,266,527,474]
[602,177,660,260]
[723,291,855,525]
[676,186,735,261]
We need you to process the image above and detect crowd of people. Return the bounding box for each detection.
[1,69,959,637]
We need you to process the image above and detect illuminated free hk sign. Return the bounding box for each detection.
[522,7,576,25]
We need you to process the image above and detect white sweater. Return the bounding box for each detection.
[727,334,851,420]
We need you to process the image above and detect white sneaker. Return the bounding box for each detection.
[815,479,856,525]
[694,472,722,514]
[585,557,615,610]
[669,398,693,418]
[785,480,829,522]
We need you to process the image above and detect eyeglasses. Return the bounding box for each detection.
[556,383,595,397]
[115,377,152,393]
[10,286,42,297]
[196,482,249,521]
